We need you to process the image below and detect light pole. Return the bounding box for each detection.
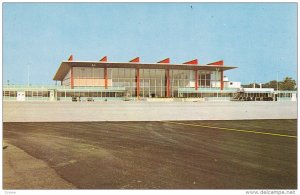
[277,72,279,92]
[27,64,30,86]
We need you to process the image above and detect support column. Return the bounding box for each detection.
[165,69,170,97]
[68,55,74,89]
[136,68,140,99]
[70,67,74,89]
[104,67,108,89]
[195,69,198,91]
[221,70,224,90]
[207,60,224,90]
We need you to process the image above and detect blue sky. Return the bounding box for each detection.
[3,3,297,85]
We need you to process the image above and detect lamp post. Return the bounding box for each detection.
[27,64,30,86]
[276,72,279,92]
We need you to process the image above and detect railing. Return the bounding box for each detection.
[3,84,64,90]
[276,90,297,94]
[178,87,238,93]
[2,85,127,91]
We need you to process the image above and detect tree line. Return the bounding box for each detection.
[241,77,297,91]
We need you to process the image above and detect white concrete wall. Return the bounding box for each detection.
[224,81,241,89]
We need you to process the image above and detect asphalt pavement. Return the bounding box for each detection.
[3,120,297,189]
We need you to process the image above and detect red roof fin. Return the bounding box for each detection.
[157,58,170,63]
[207,60,224,66]
[68,55,73,61]
[129,57,140,63]
[183,59,198,65]
[100,56,107,62]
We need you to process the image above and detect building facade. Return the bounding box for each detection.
[51,55,238,101]
[3,55,296,102]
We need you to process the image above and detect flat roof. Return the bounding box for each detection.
[242,88,274,93]
[53,61,237,81]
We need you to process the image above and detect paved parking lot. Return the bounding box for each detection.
[3,119,297,189]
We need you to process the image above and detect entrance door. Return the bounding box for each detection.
[17,92,25,101]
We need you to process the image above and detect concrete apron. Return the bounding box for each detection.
[3,101,297,122]
[3,141,76,189]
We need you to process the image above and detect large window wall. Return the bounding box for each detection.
[3,90,50,101]
[199,71,211,88]
[62,70,71,86]
[57,90,126,101]
[61,66,223,98]
[198,71,220,88]
[109,68,136,97]
[110,68,169,98]
[3,90,17,100]
[180,92,234,99]
[140,69,166,98]
[170,70,195,97]
[73,67,105,87]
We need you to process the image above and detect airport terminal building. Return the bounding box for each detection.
[3,55,297,102]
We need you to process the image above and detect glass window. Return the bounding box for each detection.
[80,92,88,97]
[25,91,32,97]
[57,91,65,97]
[42,91,49,97]
[9,91,17,97]
[139,69,166,98]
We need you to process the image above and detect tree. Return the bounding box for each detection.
[262,80,278,90]
[280,77,296,91]
[243,77,296,91]
[241,83,260,88]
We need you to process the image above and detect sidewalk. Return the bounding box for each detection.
[3,141,76,189]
